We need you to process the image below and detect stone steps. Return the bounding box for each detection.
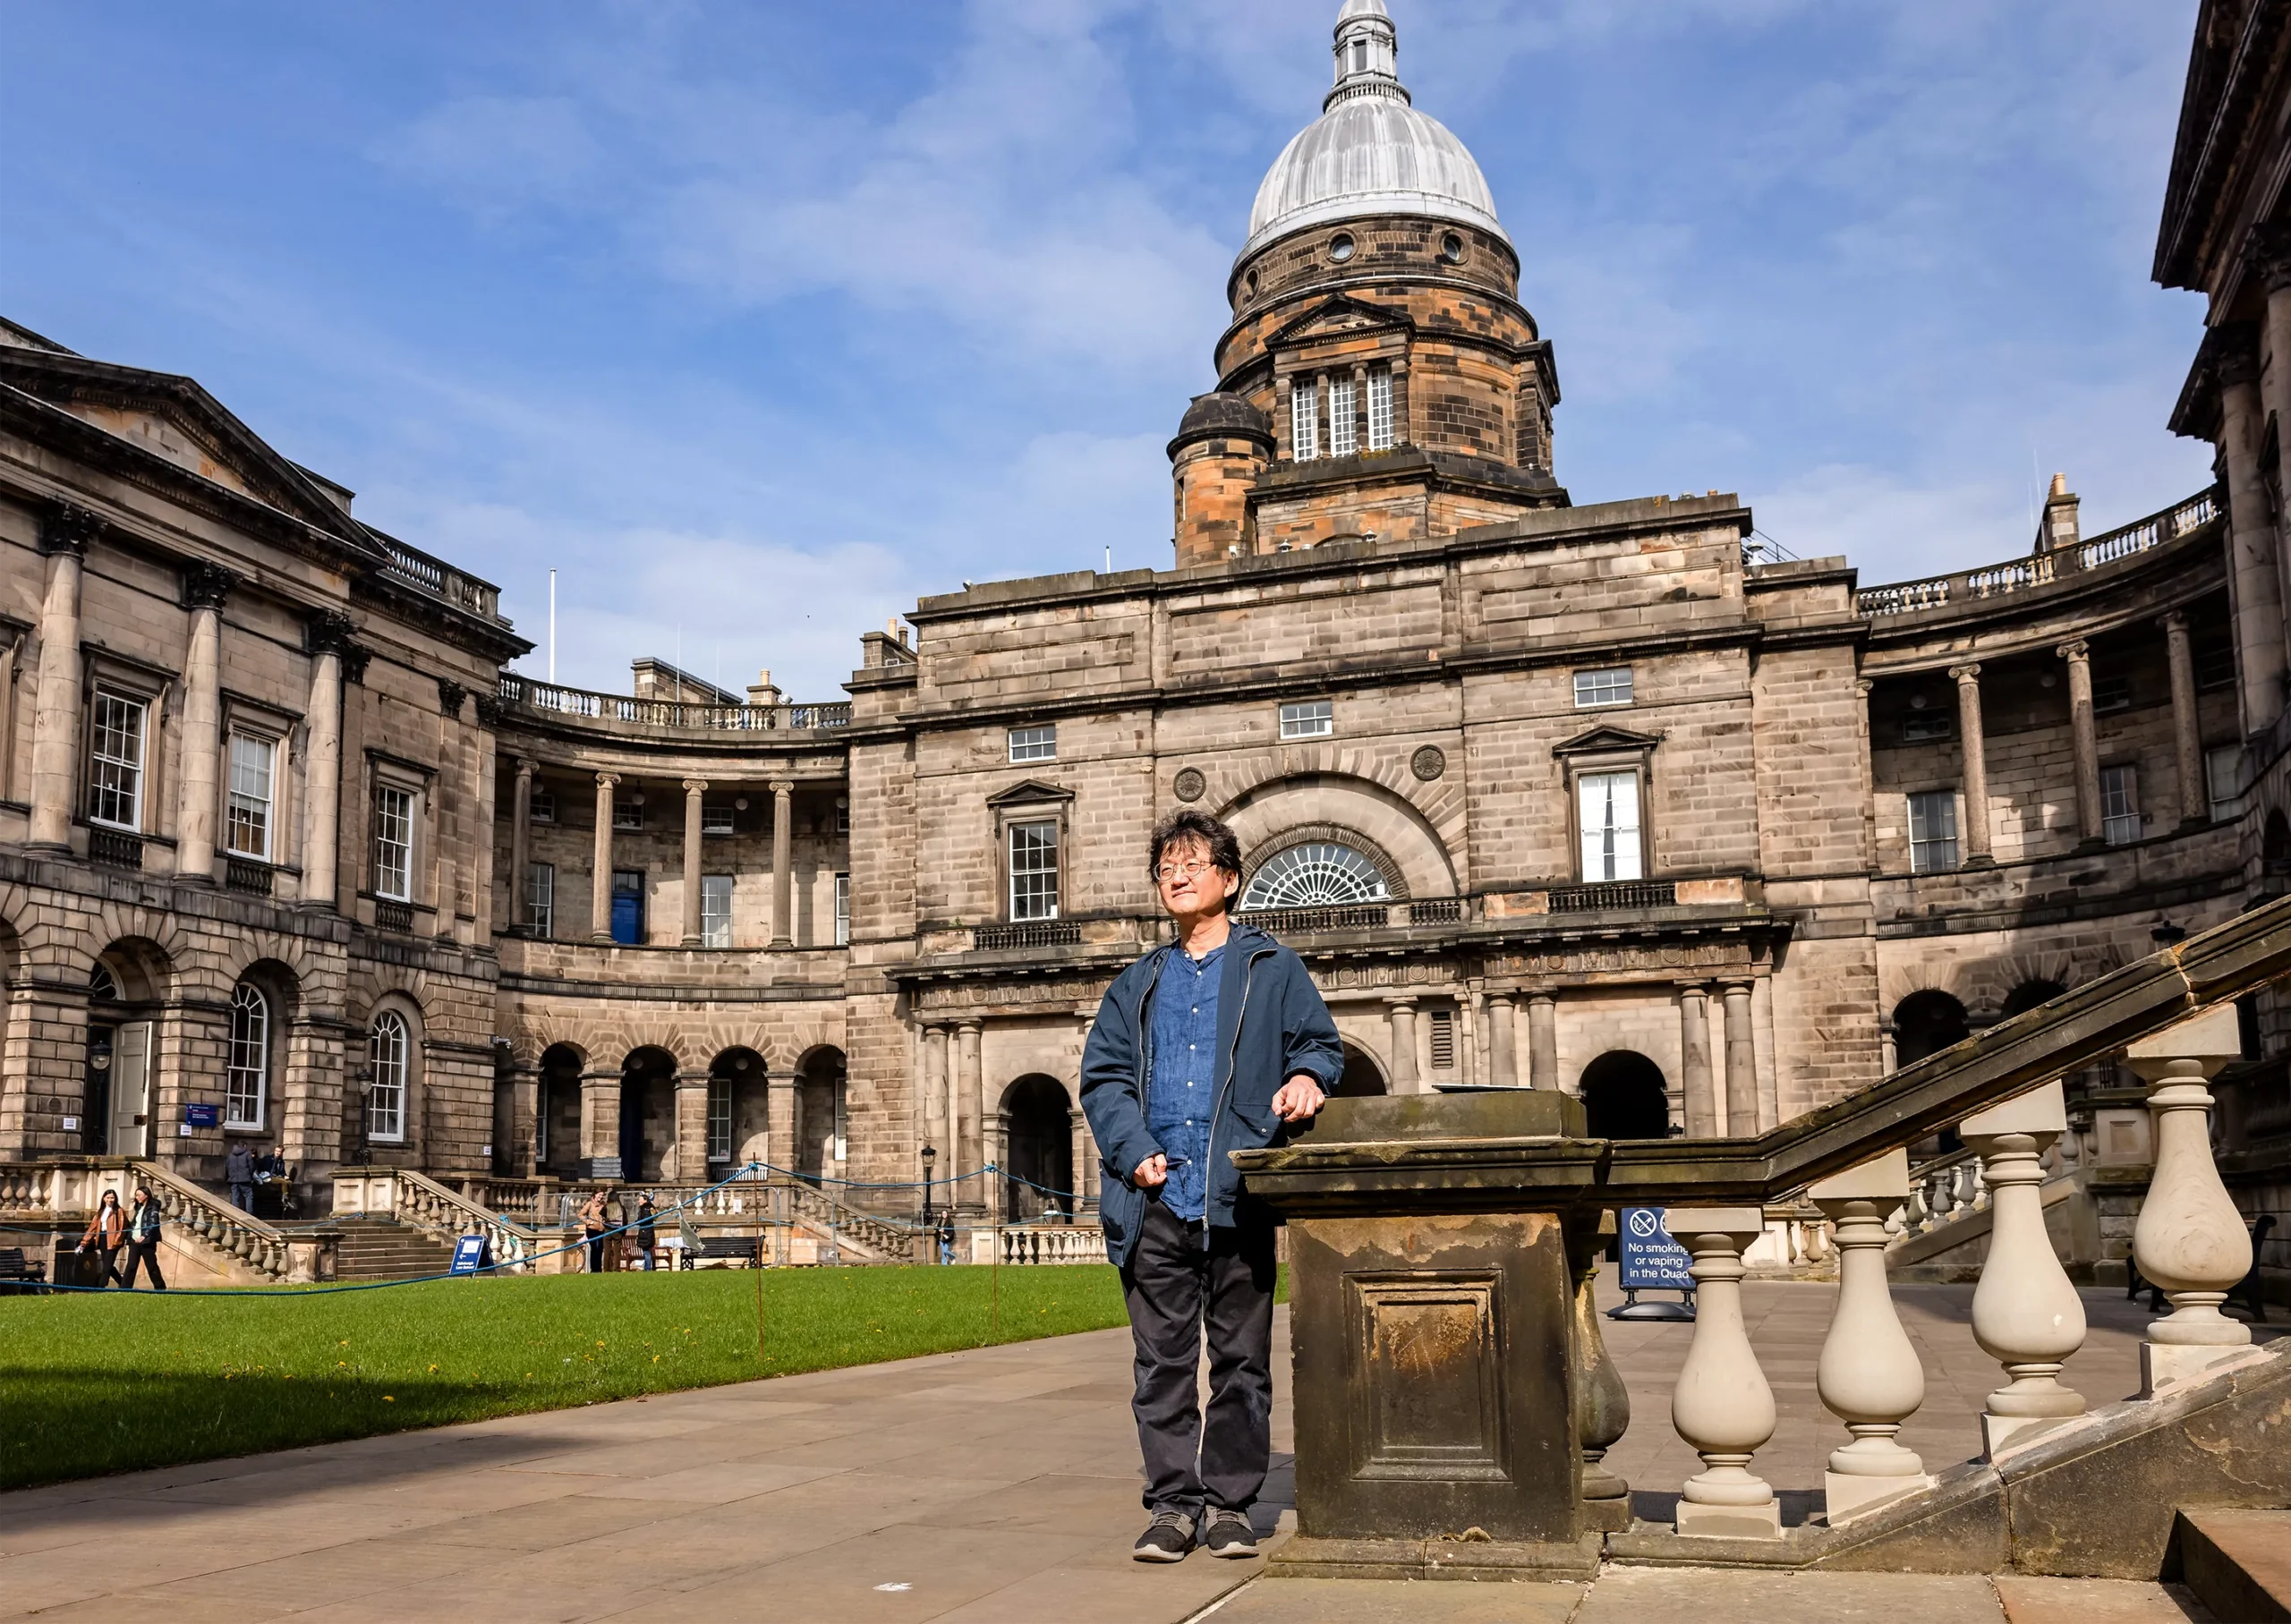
[2175,1508,2291,1622]
[329,1221,455,1281]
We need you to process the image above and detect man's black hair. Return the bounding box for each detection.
[1147,808,1243,882]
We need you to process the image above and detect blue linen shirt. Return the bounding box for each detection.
[1146,943,1222,1223]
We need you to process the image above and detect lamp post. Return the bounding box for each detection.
[919,1144,937,1232]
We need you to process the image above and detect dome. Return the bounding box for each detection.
[1241,3,1507,261]
[1174,392,1273,442]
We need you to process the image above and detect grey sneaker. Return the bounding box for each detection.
[1132,1509,1195,1563]
[1202,1507,1258,1558]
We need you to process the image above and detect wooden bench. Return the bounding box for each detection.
[0,1246,49,1295]
[678,1235,760,1270]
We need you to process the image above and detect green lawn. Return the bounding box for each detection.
[0,1265,1135,1491]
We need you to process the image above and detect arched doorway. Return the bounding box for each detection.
[536,1043,585,1178]
[87,940,167,1157]
[1334,1042,1387,1098]
[1999,980,2066,1020]
[1580,1050,1670,1140]
[1893,991,1970,1067]
[1001,1074,1075,1220]
[796,1047,847,1182]
[618,1047,677,1181]
[707,1047,769,1173]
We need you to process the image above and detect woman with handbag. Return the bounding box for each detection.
[77,1189,127,1288]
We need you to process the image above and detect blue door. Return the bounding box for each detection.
[610,871,644,945]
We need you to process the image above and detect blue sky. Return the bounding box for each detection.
[4,0,2212,700]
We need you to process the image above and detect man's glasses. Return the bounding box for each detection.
[1155,859,1219,884]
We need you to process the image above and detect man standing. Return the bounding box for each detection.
[224,1140,255,1213]
[1081,810,1344,1563]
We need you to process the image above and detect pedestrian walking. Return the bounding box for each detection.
[1080,809,1342,1564]
[121,1186,167,1290]
[77,1189,127,1288]
[225,1141,255,1212]
[937,1212,957,1266]
[579,1190,609,1273]
[633,1195,658,1271]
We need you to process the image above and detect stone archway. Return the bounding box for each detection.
[708,1047,770,1172]
[618,1046,677,1182]
[536,1042,586,1178]
[1580,1050,1670,1140]
[1893,991,1970,1067]
[1335,1042,1388,1098]
[1000,1074,1075,1220]
[796,1046,847,1181]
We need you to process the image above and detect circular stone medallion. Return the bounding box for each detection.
[1410,745,1446,782]
[1172,768,1206,803]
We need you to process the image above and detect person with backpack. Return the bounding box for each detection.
[121,1186,167,1290]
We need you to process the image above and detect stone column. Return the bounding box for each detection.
[2057,640,2103,847]
[27,508,95,849]
[1680,985,1717,1137]
[1950,662,1992,865]
[2262,251,2291,659]
[1670,1209,1782,1538]
[957,1020,984,1212]
[673,1072,711,1183]
[1962,1081,2085,1455]
[1527,993,1558,1092]
[508,1066,539,1178]
[1067,1107,1087,1220]
[175,565,235,882]
[1485,993,1519,1088]
[681,778,708,947]
[769,778,795,948]
[765,1067,797,1178]
[1721,982,1756,1135]
[1751,976,1781,1132]
[2216,335,2286,732]
[579,1072,618,1178]
[922,1024,950,1155]
[2162,611,2209,827]
[300,617,350,911]
[590,772,617,941]
[1810,1149,1931,1524]
[509,757,534,930]
[1385,999,1420,1094]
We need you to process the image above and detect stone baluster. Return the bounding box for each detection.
[1669,1208,1781,1538]
[1567,1215,1632,1532]
[1962,1081,2085,1455]
[1810,1148,1933,1524]
[2126,1007,2256,1392]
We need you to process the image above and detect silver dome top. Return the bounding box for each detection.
[1241,2,1507,261]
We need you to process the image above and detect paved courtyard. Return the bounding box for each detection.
[0,1279,2260,1622]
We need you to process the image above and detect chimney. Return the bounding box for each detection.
[2034,472,2082,555]
[745,667,782,707]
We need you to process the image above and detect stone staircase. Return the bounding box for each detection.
[326,1218,455,1281]
[2173,1507,2291,1621]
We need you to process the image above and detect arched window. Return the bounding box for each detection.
[226,982,268,1128]
[369,1012,409,1144]
[1241,843,1391,910]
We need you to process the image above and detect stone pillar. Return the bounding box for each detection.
[590,772,617,941]
[1950,662,1991,865]
[673,1072,710,1184]
[2216,335,2286,732]
[2162,610,2209,827]
[681,777,707,947]
[766,1068,798,1178]
[1485,993,1519,1088]
[175,565,235,882]
[508,1066,539,1178]
[957,1020,984,1212]
[300,620,349,911]
[1680,985,1717,1137]
[1068,1107,1087,1220]
[923,1024,950,1155]
[1721,982,1756,1135]
[2263,255,2291,660]
[579,1072,618,1178]
[1962,1081,2085,1454]
[27,509,94,849]
[509,757,534,929]
[2057,640,2103,847]
[1810,1149,1932,1523]
[769,778,795,948]
[1385,999,1419,1094]
[1670,1209,1782,1538]
[1751,976,1781,1132]
[1527,993,1558,1092]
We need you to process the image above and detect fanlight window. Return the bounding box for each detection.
[1240,843,1391,911]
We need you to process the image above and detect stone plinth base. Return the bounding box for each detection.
[1582,1494,1632,1534]
[1981,1411,2075,1458]
[2141,1339,2264,1397]
[1268,1533,1602,1583]
[1675,1498,1783,1539]
[1823,1469,1933,1525]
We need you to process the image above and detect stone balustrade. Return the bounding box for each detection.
[994,1223,1108,1265]
[336,1168,543,1271]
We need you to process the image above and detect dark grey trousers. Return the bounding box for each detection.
[1120,1196,1277,1516]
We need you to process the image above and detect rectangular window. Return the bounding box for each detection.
[701,873,735,948]
[2207,744,2244,823]
[2093,673,2133,714]
[702,798,737,836]
[528,786,557,824]
[1291,380,1319,460]
[612,792,644,831]
[610,869,645,945]
[836,803,850,835]
[2196,642,2236,692]
[1280,699,1334,739]
[1901,709,1954,743]
[831,1084,849,1163]
[1008,821,1060,922]
[225,731,275,859]
[1428,1008,1454,1070]
[2101,764,2141,846]
[835,872,850,947]
[706,1077,731,1162]
[88,689,147,829]
[1573,667,1633,709]
[1577,770,1643,882]
[1907,789,1959,873]
[1367,367,1393,451]
[372,785,414,900]
[1008,725,1057,763]
[1328,377,1357,457]
[528,862,555,938]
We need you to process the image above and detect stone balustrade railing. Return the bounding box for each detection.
[378,534,504,622]
[997,1224,1108,1266]
[333,1168,542,1271]
[550,1173,916,1262]
[131,1160,299,1282]
[495,674,852,734]
[457,1176,554,1219]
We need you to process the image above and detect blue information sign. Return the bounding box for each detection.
[449,1235,490,1275]
[1617,1207,1694,1289]
[183,1102,219,1128]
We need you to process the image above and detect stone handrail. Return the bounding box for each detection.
[495,674,852,734]
[377,535,504,622]
[554,1173,915,1261]
[997,1224,1107,1265]
[458,1176,552,1219]
[0,1161,61,1212]
[333,1168,541,1271]
[129,1160,294,1280]
[1855,487,2221,618]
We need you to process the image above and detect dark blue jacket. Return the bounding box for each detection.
[1080,922,1344,1266]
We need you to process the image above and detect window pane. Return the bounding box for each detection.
[1292,381,1318,460]
[1908,790,1959,873]
[702,873,735,948]
[835,873,850,947]
[226,982,268,1129]
[1577,771,1642,882]
[1009,821,1060,922]
[702,798,736,835]
[368,1013,407,1142]
[528,863,554,938]
[1241,843,1390,909]
[226,732,275,859]
[2207,744,2244,823]
[1573,668,1632,709]
[613,794,644,830]
[373,786,413,899]
[1009,725,1056,763]
[1328,378,1357,457]
[89,690,147,829]
[1279,700,1333,739]
[1367,368,1393,451]
[707,1077,732,1161]
[2101,765,2140,846]
[528,786,557,823]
